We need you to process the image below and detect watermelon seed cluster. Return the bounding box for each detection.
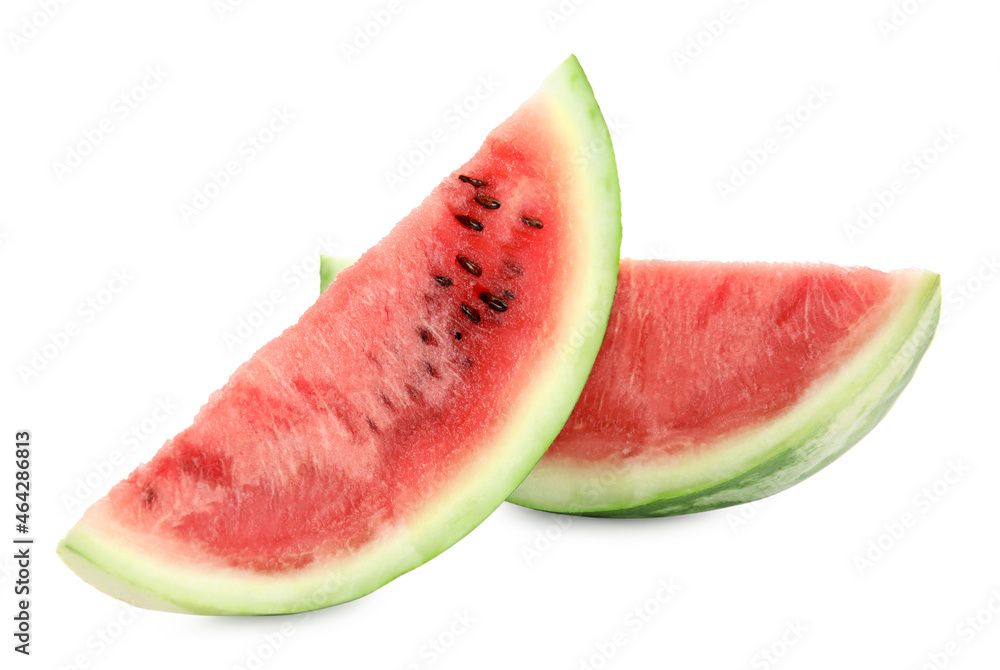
[444,174,543,324]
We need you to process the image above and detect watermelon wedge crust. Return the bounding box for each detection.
[58,55,622,615]
[509,262,941,517]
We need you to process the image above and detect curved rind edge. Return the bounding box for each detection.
[509,272,941,517]
[57,55,621,614]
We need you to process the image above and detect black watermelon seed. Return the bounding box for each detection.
[455,332,462,340]
[461,303,482,323]
[459,175,488,187]
[456,255,482,276]
[521,216,543,229]
[435,275,454,287]
[455,214,484,232]
[418,327,434,344]
[474,194,501,210]
[480,292,508,312]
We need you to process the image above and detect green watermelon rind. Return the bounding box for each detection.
[319,255,356,295]
[57,55,622,614]
[507,271,941,517]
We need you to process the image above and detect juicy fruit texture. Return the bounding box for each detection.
[509,260,941,516]
[58,55,622,614]
[322,258,940,517]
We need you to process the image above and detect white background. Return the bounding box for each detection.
[1,1,998,668]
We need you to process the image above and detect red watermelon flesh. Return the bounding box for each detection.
[550,261,901,461]
[113,132,573,573]
[57,56,622,614]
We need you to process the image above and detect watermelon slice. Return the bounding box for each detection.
[321,258,940,517]
[57,56,622,614]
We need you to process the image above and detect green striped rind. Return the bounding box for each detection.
[57,55,621,614]
[507,272,941,518]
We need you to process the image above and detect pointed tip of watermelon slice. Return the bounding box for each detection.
[57,536,194,615]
